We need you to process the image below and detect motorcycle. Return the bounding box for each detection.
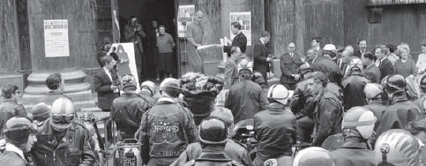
[231,119,257,160]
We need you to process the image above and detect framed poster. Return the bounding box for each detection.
[177,5,195,38]
[111,43,140,92]
[230,12,251,46]
[44,20,70,57]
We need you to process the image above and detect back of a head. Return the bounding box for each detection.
[260,31,270,38]
[293,147,334,166]
[160,78,181,98]
[364,51,377,61]
[199,117,227,145]
[141,80,156,96]
[364,83,383,100]
[342,106,376,139]
[374,129,420,166]
[121,74,137,91]
[46,73,62,90]
[267,84,293,106]
[1,84,18,99]
[31,103,51,122]
[305,71,328,87]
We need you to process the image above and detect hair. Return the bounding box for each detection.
[158,25,166,30]
[260,31,270,37]
[408,118,426,136]
[210,107,234,129]
[46,73,62,90]
[358,39,366,44]
[386,44,396,53]
[128,15,137,22]
[100,55,113,67]
[305,71,328,87]
[2,85,19,99]
[422,40,426,46]
[364,52,377,61]
[397,43,410,54]
[312,37,322,44]
[231,21,242,30]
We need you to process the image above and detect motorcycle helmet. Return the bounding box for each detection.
[293,147,335,166]
[342,106,376,139]
[3,117,36,145]
[297,62,313,79]
[50,97,75,130]
[160,78,181,98]
[385,74,406,94]
[31,102,51,122]
[140,80,156,96]
[198,117,227,145]
[364,83,382,100]
[323,44,337,59]
[420,75,426,93]
[374,129,420,166]
[267,84,294,106]
[121,74,137,91]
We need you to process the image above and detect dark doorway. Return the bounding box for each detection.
[118,0,178,80]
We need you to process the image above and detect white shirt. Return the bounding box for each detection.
[5,143,26,160]
[103,67,113,82]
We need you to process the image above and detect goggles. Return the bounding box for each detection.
[51,113,74,123]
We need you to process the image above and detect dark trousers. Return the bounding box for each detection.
[296,116,315,143]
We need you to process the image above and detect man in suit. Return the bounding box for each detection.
[354,39,367,59]
[374,46,394,80]
[253,31,272,85]
[311,37,322,56]
[93,55,120,112]
[224,47,242,89]
[280,42,302,90]
[362,52,381,83]
[223,22,247,56]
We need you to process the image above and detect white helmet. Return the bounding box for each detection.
[50,97,75,130]
[323,44,337,52]
[267,84,294,106]
[364,83,382,99]
[342,106,376,139]
[141,80,156,96]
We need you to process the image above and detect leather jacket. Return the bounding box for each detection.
[254,103,296,159]
[139,98,198,165]
[31,119,95,166]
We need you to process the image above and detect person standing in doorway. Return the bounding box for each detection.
[157,25,176,78]
[124,16,146,81]
[186,10,204,73]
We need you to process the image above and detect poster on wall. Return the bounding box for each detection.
[229,12,251,46]
[111,43,140,92]
[177,5,195,38]
[44,19,70,58]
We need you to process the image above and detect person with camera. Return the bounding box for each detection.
[124,15,146,80]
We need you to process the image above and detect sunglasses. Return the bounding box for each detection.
[52,113,74,123]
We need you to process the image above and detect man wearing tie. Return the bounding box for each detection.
[354,39,367,59]
[93,55,120,112]
[280,42,302,90]
[374,45,394,80]
[253,31,272,85]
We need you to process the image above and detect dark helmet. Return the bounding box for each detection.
[348,66,362,76]
[198,117,227,145]
[3,117,36,145]
[298,62,313,78]
[420,75,426,92]
[385,74,406,94]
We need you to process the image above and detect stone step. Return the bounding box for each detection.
[24,98,97,112]
[22,89,93,104]
[27,70,86,84]
[24,82,91,94]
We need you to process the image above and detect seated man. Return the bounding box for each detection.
[253,84,296,165]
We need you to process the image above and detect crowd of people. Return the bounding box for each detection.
[2,10,426,166]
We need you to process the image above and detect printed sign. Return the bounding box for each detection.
[44,20,70,57]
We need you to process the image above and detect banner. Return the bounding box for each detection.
[177,5,195,38]
[111,43,140,92]
[229,12,251,46]
[44,19,70,57]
